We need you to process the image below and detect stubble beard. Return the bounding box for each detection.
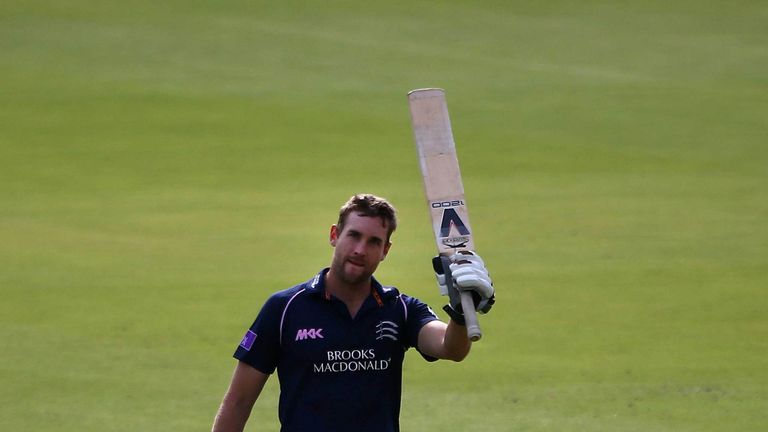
[331,256,373,287]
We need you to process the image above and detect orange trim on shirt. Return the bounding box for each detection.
[372,287,384,307]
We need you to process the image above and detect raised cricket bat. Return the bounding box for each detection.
[408,88,482,341]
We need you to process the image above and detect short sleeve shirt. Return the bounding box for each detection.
[234,268,439,432]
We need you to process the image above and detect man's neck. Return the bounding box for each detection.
[324,271,371,318]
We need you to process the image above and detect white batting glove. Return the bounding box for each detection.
[435,270,450,296]
[433,251,495,319]
[449,251,495,313]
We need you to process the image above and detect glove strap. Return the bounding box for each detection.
[442,304,466,326]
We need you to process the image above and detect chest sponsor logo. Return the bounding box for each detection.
[295,328,324,341]
[313,349,391,373]
[376,320,399,341]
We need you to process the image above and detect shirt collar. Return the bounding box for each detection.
[306,268,396,303]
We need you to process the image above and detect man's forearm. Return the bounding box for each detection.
[442,319,471,361]
[212,362,268,432]
[212,395,252,432]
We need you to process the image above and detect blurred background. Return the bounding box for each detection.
[1,1,766,430]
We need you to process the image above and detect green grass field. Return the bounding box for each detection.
[1,1,766,430]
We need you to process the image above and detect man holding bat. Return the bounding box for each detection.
[212,194,495,432]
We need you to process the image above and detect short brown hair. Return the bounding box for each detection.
[337,194,397,242]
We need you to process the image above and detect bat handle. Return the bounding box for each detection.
[460,291,482,341]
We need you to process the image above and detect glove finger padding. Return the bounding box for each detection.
[435,273,449,296]
[449,250,485,267]
[449,264,494,297]
[449,252,494,297]
[450,251,495,314]
[433,251,496,316]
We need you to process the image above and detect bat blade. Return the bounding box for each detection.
[408,88,482,341]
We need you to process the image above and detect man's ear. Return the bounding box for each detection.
[329,225,339,247]
[381,241,392,261]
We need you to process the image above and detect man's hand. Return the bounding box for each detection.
[433,251,495,325]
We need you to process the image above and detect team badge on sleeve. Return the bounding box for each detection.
[240,330,257,351]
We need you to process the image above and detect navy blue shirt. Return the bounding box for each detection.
[234,268,439,432]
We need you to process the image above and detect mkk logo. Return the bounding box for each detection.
[296,328,324,341]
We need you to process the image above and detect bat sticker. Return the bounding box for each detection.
[439,208,470,237]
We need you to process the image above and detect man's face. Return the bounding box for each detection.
[329,212,392,287]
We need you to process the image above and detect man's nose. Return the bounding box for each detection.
[352,240,366,255]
